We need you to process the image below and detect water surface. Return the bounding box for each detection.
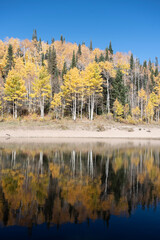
[0,140,160,239]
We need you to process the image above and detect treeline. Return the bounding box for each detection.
[0,30,159,123]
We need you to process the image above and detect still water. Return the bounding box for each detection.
[0,140,160,240]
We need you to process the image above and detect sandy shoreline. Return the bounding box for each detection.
[0,126,160,141]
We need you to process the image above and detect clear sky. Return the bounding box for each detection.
[0,0,160,63]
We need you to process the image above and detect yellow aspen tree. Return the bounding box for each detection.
[78,70,87,119]
[113,99,124,118]
[14,57,26,78]
[51,92,63,119]
[99,61,116,113]
[84,62,103,120]
[61,67,81,120]
[132,106,140,120]
[31,66,51,118]
[4,69,26,118]
[146,100,154,123]
[150,92,159,121]
[124,103,129,119]
[25,61,38,113]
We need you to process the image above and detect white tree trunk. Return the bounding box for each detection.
[81,96,83,120]
[88,96,90,120]
[40,98,44,118]
[90,94,94,121]
[13,102,14,119]
[72,94,76,121]
[15,103,17,119]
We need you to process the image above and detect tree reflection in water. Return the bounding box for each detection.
[0,142,159,231]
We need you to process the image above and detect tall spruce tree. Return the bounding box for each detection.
[41,53,45,66]
[77,44,82,55]
[38,38,42,53]
[105,47,109,61]
[48,46,59,94]
[89,40,93,51]
[155,57,159,77]
[130,54,134,70]
[148,59,152,71]
[48,46,57,76]
[109,41,113,54]
[5,44,14,77]
[71,51,76,68]
[143,60,147,68]
[60,35,64,44]
[62,61,67,79]
[32,29,37,41]
[111,69,127,107]
[51,38,55,44]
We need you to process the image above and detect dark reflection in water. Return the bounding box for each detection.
[0,141,160,239]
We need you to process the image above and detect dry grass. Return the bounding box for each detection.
[0,114,160,131]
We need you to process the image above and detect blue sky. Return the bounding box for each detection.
[0,0,160,63]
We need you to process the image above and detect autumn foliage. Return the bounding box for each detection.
[0,35,159,123]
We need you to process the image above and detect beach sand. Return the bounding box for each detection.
[0,125,159,140]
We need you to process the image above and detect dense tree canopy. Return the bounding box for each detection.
[0,34,159,122]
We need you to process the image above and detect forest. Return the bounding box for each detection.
[0,30,159,123]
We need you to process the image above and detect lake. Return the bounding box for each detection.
[0,140,160,240]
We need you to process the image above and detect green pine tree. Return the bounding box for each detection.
[77,44,82,55]
[148,59,152,71]
[47,47,51,71]
[49,46,57,76]
[48,46,59,94]
[62,61,67,79]
[99,53,105,62]
[41,53,45,66]
[32,29,37,41]
[5,44,14,77]
[105,47,109,61]
[60,35,64,44]
[95,54,98,62]
[109,41,113,54]
[111,69,127,107]
[155,57,159,76]
[71,50,76,68]
[38,38,42,53]
[89,40,93,51]
[155,68,159,77]
[130,54,134,70]
[143,60,147,68]
[51,38,55,44]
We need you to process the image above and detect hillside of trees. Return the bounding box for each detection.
[0,30,159,123]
